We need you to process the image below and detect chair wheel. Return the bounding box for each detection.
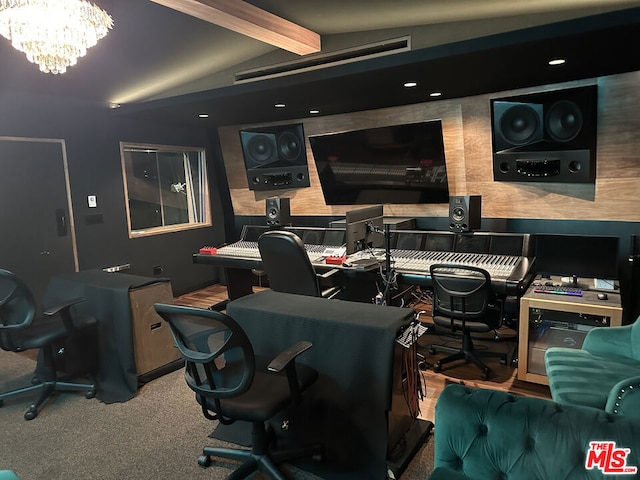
[481,369,490,380]
[86,390,96,399]
[24,409,37,421]
[198,455,212,468]
[433,363,442,373]
[500,357,507,365]
[418,360,427,370]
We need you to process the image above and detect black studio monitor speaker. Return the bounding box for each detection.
[265,197,291,227]
[491,85,597,183]
[449,195,481,233]
[240,123,310,191]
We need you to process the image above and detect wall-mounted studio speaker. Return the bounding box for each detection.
[490,85,597,183]
[265,197,291,227]
[240,123,310,191]
[449,195,481,233]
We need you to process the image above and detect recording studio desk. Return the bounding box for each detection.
[224,290,432,480]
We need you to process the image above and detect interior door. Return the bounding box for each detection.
[0,137,78,303]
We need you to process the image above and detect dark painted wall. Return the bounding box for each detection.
[0,90,231,295]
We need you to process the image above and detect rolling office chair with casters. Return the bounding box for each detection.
[428,264,507,380]
[153,303,322,480]
[258,230,342,298]
[0,269,97,420]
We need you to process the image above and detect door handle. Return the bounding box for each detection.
[56,208,67,237]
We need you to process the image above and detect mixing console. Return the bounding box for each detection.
[216,241,328,263]
[387,249,521,279]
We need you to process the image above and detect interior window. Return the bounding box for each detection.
[121,142,210,237]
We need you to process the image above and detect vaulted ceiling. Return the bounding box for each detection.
[1,0,640,127]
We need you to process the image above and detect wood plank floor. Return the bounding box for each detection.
[174,284,552,422]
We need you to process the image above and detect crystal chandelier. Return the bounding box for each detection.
[0,0,113,74]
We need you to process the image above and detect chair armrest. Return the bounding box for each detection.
[43,297,86,316]
[582,324,634,358]
[43,297,89,333]
[267,341,313,372]
[605,375,640,417]
[268,341,313,400]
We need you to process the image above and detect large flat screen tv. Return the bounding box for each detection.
[309,120,449,205]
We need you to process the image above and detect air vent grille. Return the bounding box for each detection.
[234,36,411,83]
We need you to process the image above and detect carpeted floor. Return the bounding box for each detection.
[0,349,434,479]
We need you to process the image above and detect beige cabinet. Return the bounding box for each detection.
[518,283,622,385]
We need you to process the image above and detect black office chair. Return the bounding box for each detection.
[428,264,506,379]
[258,230,342,298]
[0,269,97,420]
[153,303,322,480]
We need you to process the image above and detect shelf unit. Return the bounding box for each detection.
[518,282,622,385]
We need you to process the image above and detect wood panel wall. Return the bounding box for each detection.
[219,70,640,222]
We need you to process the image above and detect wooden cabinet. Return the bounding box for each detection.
[518,283,622,385]
[130,282,181,377]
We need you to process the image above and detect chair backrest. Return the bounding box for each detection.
[258,230,320,297]
[153,304,255,407]
[429,264,492,321]
[0,269,36,351]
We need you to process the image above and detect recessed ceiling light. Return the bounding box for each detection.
[310,109,320,114]
[404,81,418,88]
[198,113,209,118]
[274,103,286,108]
[548,58,566,66]
[429,92,442,97]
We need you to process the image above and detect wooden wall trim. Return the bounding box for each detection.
[220,71,640,222]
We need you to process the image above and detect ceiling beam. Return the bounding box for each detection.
[149,0,321,55]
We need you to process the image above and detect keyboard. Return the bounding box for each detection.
[533,285,583,297]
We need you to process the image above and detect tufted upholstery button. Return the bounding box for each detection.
[464,387,472,394]
[496,471,506,480]
[524,436,535,450]
[507,394,516,402]
[554,404,563,413]
[478,424,488,435]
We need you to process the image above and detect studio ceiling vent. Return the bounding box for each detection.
[234,36,411,83]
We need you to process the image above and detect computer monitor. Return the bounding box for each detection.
[534,234,620,287]
[345,205,384,255]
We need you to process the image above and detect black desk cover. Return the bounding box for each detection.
[42,270,170,403]
[226,290,414,480]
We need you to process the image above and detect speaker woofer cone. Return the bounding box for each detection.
[546,100,583,142]
[451,207,465,222]
[499,104,541,146]
[278,132,302,161]
[247,134,276,164]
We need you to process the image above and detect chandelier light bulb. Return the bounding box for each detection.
[0,0,113,74]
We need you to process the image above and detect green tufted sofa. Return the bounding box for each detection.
[428,384,640,480]
[545,319,640,417]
